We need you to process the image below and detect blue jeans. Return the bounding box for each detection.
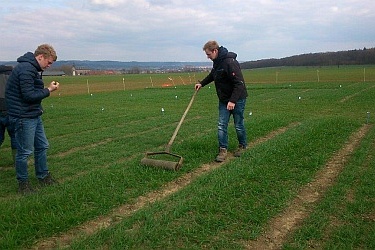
[218,99,247,149]
[0,113,17,149]
[8,116,50,181]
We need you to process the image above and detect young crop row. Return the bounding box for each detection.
[0,66,374,249]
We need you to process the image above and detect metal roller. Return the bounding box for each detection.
[141,90,197,171]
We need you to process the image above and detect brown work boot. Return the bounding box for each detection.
[234,144,246,157]
[215,147,227,162]
[39,172,58,186]
[18,180,35,195]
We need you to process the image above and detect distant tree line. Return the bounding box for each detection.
[241,47,375,69]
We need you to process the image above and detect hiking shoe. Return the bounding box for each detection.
[234,145,246,157]
[18,180,35,195]
[39,173,58,186]
[215,148,227,162]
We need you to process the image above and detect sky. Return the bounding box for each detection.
[0,0,374,62]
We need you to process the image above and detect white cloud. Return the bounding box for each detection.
[0,0,374,61]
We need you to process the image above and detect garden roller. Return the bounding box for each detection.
[141,90,198,170]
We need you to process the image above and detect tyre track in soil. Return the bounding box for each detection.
[243,123,372,250]
[32,122,300,249]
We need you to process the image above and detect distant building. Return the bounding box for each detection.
[73,66,91,76]
[43,70,65,76]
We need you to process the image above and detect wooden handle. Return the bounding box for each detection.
[165,90,198,152]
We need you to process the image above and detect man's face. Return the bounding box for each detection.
[205,48,218,61]
[36,55,54,70]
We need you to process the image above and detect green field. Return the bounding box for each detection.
[0,66,374,249]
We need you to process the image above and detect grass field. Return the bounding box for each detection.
[0,65,374,249]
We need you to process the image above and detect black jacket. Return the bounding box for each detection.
[0,65,13,113]
[5,52,50,118]
[200,46,247,103]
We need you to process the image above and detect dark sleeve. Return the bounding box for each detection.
[19,66,50,103]
[200,69,214,87]
[226,59,246,103]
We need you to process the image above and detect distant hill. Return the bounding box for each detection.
[241,47,375,69]
[2,48,374,71]
[0,60,211,71]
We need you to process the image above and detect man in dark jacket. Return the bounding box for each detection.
[0,65,17,163]
[6,44,60,194]
[195,41,248,162]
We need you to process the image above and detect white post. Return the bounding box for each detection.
[169,77,175,86]
[317,70,320,82]
[179,76,185,85]
[87,79,90,94]
[276,71,278,84]
[123,77,125,91]
[150,76,153,87]
[364,68,366,82]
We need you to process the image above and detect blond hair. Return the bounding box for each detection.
[34,44,57,61]
[203,40,219,52]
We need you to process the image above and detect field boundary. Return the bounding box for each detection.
[33,122,300,249]
[243,123,372,249]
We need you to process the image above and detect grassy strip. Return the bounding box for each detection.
[67,118,361,249]
[0,86,293,248]
[284,125,375,249]
[0,71,373,248]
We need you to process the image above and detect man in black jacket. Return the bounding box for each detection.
[195,41,248,162]
[0,65,17,163]
[6,44,60,194]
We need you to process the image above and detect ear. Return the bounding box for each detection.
[35,54,44,61]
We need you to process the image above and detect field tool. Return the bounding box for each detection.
[141,90,198,170]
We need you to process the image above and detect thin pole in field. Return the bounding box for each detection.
[168,77,175,86]
[364,68,366,82]
[86,79,90,94]
[276,71,278,84]
[150,76,153,87]
[123,77,126,91]
[179,76,185,85]
[317,70,320,82]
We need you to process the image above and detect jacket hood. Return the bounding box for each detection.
[17,52,42,71]
[226,51,237,59]
[216,46,228,61]
[213,46,237,68]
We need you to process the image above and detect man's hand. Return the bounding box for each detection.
[48,81,60,92]
[194,83,202,91]
[227,101,236,110]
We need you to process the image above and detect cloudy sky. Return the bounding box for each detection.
[1,0,374,62]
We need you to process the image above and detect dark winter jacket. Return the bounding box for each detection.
[200,46,247,103]
[5,52,50,118]
[0,65,13,114]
